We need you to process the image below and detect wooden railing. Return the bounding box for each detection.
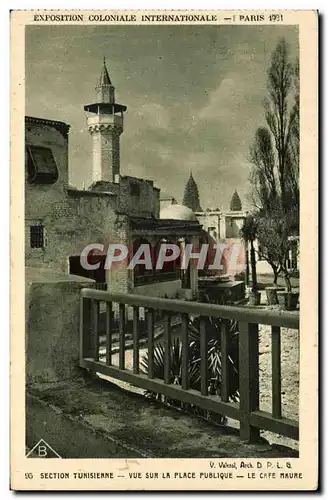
[79,289,299,442]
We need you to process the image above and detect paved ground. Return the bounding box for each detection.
[257,274,299,290]
[28,379,298,458]
[258,323,299,450]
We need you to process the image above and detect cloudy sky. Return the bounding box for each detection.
[25,24,298,210]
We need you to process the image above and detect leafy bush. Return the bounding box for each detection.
[141,307,239,425]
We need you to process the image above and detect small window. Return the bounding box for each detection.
[26,145,59,184]
[130,182,140,196]
[30,224,44,248]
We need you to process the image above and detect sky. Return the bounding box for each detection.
[25,24,298,211]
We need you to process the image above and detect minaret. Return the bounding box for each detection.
[84,58,127,184]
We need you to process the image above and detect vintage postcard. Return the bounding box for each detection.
[10,9,318,491]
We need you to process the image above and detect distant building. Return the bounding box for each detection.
[194,209,222,242]
[164,172,298,280]
[25,60,202,299]
[194,191,245,241]
[223,192,245,239]
[182,172,203,212]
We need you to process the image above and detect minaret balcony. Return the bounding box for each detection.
[84,102,127,115]
[87,113,123,130]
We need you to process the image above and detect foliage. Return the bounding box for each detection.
[256,204,299,291]
[264,38,298,209]
[248,38,300,287]
[141,306,239,425]
[240,214,258,293]
[240,214,257,243]
[249,127,277,212]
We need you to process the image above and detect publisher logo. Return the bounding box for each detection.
[26,439,62,458]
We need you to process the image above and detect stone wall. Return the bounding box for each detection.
[106,214,132,295]
[118,176,160,218]
[26,267,96,384]
[225,213,245,238]
[25,119,127,293]
[195,211,221,240]
[25,118,162,295]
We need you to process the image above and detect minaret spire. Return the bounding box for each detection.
[183,172,203,212]
[84,59,127,184]
[98,57,112,88]
[230,190,242,211]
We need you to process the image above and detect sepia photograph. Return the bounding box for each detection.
[10,10,318,491]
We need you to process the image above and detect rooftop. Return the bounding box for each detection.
[130,215,201,236]
[25,116,70,138]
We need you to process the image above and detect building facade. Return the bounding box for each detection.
[25,61,201,299]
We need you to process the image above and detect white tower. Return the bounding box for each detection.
[84,58,127,184]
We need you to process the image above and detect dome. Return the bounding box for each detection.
[160,204,197,221]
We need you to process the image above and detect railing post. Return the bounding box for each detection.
[106,302,113,366]
[119,304,126,370]
[92,299,100,361]
[200,317,208,396]
[132,306,140,374]
[239,321,260,442]
[164,312,171,384]
[79,297,94,363]
[147,308,155,379]
[181,313,189,390]
[221,319,230,402]
[271,326,282,418]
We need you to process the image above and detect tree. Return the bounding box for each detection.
[248,38,299,287]
[249,127,278,211]
[240,215,258,294]
[257,205,299,291]
[256,210,283,287]
[285,57,300,215]
[263,38,298,210]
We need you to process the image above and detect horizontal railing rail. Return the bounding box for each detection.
[79,288,299,443]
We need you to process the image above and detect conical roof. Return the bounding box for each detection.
[230,190,242,211]
[183,171,203,212]
[99,57,112,86]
